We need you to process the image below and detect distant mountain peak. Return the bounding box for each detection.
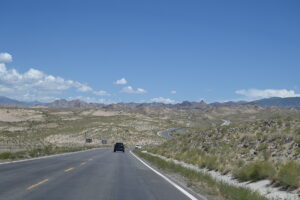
[1,96,300,109]
[199,100,207,105]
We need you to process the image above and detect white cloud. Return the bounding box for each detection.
[0,53,110,102]
[171,90,177,94]
[67,96,108,104]
[121,86,147,94]
[93,90,110,96]
[236,89,300,99]
[24,68,44,79]
[0,53,13,63]
[77,84,93,92]
[150,97,176,104]
[114,78,127,85]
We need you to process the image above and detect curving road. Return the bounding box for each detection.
[157,128,179,140]
[0,148,201,200]
[221,119,231,126]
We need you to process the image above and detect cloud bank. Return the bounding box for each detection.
[236,89,300,99]
[150,97,176,104]
[0,53,109,102]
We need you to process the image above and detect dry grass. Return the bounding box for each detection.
[147,114,300,191]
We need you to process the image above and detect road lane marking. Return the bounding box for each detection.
[64,167,75,172]
[27,179,49,190]
[130,151,200,200]
[80,162,86,166]
[88,158,93,161]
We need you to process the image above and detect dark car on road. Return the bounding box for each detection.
[114,142,125,152]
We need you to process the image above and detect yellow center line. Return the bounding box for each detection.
[64,167,75,172]
[80,162,86,166]
[27,179,49,190]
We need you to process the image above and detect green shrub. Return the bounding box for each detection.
[0,152,13,159]
[0,145,98,160]
[235,161,276,181]
[262,151,271,161]
[257,143,267,151]
[278,161,300,188]
[202,155,219,170]
[295,136,300,145]
[219,183,269,200]
[0,151,27,159]
[296,128,300,135]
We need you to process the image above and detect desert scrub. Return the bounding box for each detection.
[235,161,276,181]
[218,183,268,200]
[0,152,14,159]
[295,136,300,146]
[278,161,300,188]
[296,127,300,135]
[257,143,268,151]
[134,150,268,200]
[198,154,219,170]
[0,151,27,160]
[172,149,220,171]
[0,145,99,160]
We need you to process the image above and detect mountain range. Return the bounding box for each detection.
[0,96,300,109]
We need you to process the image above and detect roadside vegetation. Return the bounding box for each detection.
[0,144,100,160]
[148,115,300,193]
[134,150,268,200]
[278,161,300,188]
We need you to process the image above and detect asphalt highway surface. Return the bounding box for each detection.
[0,148,200,200]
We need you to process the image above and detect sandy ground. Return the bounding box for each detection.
[80,110,121,117]
[0,109,43,122]
[44,134,85,145]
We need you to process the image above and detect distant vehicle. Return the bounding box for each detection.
[114,142,125,152]
[135,145,142,149]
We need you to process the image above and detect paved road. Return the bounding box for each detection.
[157,128,178,139]
[221,119,231,126]
[0,148,200,200]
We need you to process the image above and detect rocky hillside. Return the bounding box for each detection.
[250,97,300,108]
[46,99,104,108]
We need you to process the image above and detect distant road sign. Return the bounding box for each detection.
[86,138,92,143]
[101,140,107,144]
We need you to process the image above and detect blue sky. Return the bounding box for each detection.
[0,0,299,103]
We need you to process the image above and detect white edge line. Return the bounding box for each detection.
[130,151,199,200]
[0,147,106,165]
